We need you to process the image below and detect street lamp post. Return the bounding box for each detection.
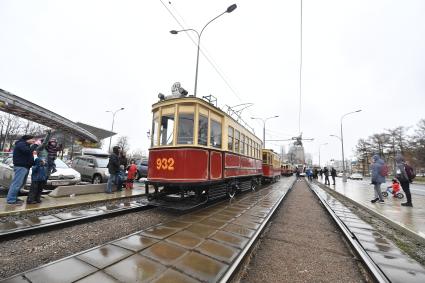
[330,109,362,182]
[106,107,125,152]
[170,4,237,97]
[251,116,279,148]
[318,143,328,168]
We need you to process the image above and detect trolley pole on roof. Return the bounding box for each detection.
[170,4,237,97]
[106,107,125,152]
[251,115,279,148]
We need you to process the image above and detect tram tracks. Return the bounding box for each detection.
[308,182,425,283]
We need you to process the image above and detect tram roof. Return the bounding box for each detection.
[152,96,260,140]
[0,89,99,142]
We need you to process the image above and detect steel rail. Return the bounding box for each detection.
[307,182,390,283]
[0,202,154,240]
[219,179,296,283]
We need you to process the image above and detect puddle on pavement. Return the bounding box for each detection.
[140,225,180,239]
[165,230,204,249]
[25,257,97,283]
[210,230,248,249]
[198,218,227,229]
[0,220,31,232]
[74,271,119,283]
[77,244,133,269]
[185,223,218,238]
[24,215,61,226]
[196,240,239,264]
[231,219,260,230]
[151,268,201,283]
[104,254,166,282]
[161,220,191,229]
[174,251,228,282]
[141,242,188,266]
[222,223,255,238]
[112,235,158,252]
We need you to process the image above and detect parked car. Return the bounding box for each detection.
[72,156,110,184]
[349,173,363,180]
[136,159,148,179]
[0,157,81,191]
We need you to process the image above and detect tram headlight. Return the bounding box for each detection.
[158,93,165,101]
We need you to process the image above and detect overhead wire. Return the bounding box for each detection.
[158,0,264,130]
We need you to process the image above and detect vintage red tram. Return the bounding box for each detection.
[146,96,263,204]
[262,149,281,182]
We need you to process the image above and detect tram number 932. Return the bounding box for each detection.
[156,158,175,171]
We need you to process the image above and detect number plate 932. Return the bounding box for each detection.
[156,158,175,171]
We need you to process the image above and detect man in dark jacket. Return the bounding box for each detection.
[323,167,330,185]
[331,167,337,185]
[370,154,385,203]
[106,146,121,194]
[395,154,413,207]
[6,135,37,204]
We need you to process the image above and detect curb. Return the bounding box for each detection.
[316,182,425,246]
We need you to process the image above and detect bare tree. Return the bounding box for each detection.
[116,136,130,153]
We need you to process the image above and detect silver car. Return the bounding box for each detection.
[72,156,110,184]
[0,157,81,191]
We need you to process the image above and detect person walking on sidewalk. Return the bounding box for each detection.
[370,154,385,203]
[323,167,330,185]
[106,146,121,194]
[6,135,38,205]
[26,157,48,204]
[331,167,337,185]
[395,154,413,207]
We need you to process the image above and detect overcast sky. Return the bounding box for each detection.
[0,0,424,164]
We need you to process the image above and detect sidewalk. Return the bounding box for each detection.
[317,177,425,241]
[0,185,144,217]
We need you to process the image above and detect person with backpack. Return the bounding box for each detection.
[370,154,386,203]
[395,154,413,207]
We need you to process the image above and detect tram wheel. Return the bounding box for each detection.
[227,186,237,199]
[251,179,257,191]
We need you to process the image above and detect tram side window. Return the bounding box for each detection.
[177,113,194,144]
[160,114,175,146]
[241,134,245,155]
[228,126,234,151]
[262,152,268,164]
[234,130,240,153]
[152,117,159,147]
[198,114,208,146]
[210,119,222,148]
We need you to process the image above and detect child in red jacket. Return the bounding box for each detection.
[126,160,138,190]
[386,179,401,197]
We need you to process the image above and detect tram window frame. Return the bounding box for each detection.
[151,115,159,147]
[159,113,175,146]
[198,114,208,146]
[241,134,245,155]
[262,152,268,164]
[228,126,234,151]
[234,130,240,153]
[177,112,194,145]
[210,119,222,149]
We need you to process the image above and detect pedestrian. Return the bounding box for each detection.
[331,167,337,185]
[106,146,121,194]
[46,137,61,175]
[313,167,318,179]
[306,168,313,181]
[370,154,385,203]
[36,130,52,160]
[323,167,330,185]
[26,157,48,204]
[126,160,138,190]
[395,154,413,207]
[6,135,37,205]
[319,168,323,179]
[295,167,300,180]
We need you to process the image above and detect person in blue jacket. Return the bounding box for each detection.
[27,157,48,204]
[370,154,385,203]
[6,135,37,205]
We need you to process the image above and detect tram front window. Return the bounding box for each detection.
[177,113,194,144]
[210,119,222,149]
[152,116,159,147]
[198,114,208,146]
[160,114,175,146]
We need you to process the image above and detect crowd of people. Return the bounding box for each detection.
[105,145,138,194]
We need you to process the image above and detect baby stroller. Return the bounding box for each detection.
[382,179,404,199]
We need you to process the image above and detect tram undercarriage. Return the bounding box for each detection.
[145,176,261,211]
